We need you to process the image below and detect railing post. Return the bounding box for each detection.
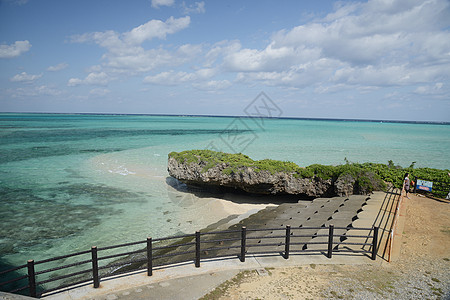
[195,231,201,268]
[147,237,153,276]
[284,225,291,259]
[372,227,379,260]
[91,246,100,288]
[240,226,246,262]
[27,260,36,298]
[327,224,334,259]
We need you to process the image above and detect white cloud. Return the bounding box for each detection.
[195,68,217,79]
[66,0,449,96]
[177,43,202,57]
[0,40,31,58]
[125,16,190,45]
[224,43,320,72]
[100,44,199,74]
[8,85,62,98]
[68,72,110,86]
[204,40,241,68]
[70,17,191,79]
[143,71,196,85]
[332,63,448,87]
[72,16,190,48]
[182,1,206,14]
[235,58,343,88]
[151,0,175,8]
[414,82,445,95]
[143,68,215,86]
[3,0,29,6]
[193,80,231,91]
[89,88,111,96]
[47,63,68,72]
[225,0,450,92]
[10,72,42,83]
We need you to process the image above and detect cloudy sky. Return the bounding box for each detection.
[1,0,449,121]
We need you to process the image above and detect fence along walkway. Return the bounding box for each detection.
[361,187,401,261]
[0,195,380,298]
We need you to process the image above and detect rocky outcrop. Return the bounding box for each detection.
[168,156,370,197]
[334,173,356,196]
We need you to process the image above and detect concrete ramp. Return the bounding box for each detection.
[203,194,382,258]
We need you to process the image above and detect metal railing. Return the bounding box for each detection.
[365,187,401,261]
[387,184,405,262]
[0,225,378,298]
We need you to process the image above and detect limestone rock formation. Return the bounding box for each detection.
[167,150,386,197]
[169,157,355,197]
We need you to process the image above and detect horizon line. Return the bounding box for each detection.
[0,111,449,125]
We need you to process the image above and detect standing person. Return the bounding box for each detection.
[404,173,411,199]
[446,173,450,200]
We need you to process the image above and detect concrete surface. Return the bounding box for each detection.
[0,292,36,300]
[43,252,383,300]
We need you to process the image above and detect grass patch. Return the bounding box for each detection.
[265,267,275,276]
[440,226,450,235]
[431,286,443,295]
[330,290,344,298]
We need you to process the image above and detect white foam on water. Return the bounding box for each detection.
[75,145,270,247]
[107,165,136,176]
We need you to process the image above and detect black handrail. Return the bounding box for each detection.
[0,225,378,298]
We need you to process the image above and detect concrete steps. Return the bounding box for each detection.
[152,193,386,265]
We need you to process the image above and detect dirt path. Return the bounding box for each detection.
[201,194,450,299]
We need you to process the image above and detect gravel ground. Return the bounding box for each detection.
[201,194,450,300]
[321,258,449,299]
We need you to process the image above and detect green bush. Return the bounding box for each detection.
[168,150,449,195]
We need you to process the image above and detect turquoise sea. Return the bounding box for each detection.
[1,113,449,270]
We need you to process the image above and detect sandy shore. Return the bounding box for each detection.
[87,151,276,235]
[201,193,450,299]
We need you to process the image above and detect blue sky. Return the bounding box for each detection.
[1,0,449,121]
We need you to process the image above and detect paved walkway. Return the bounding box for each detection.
[34,191,399,300]
[43,251,385,300]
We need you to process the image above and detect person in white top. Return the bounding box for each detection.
[404,173,411,199]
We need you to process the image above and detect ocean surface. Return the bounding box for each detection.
[1,113,449,269]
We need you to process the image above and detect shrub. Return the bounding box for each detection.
[168,150,448,195]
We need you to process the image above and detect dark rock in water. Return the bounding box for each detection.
[167,151,385,197]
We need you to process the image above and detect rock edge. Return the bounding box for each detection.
[167,154,382,197]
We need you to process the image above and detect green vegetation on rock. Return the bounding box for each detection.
[169,150,308,176]
[169,150,450,196]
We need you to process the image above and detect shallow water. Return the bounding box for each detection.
[0,113,449,268]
